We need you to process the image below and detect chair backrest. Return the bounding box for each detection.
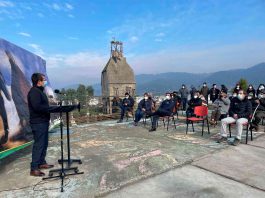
[194,106,208,117]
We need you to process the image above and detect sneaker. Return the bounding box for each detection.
[216,136,227,143]
[117,119,123,123]
[149,127,156,132]
[232,138,240,146]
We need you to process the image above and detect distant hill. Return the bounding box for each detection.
[135,62,265,95]
[64,63,264,96]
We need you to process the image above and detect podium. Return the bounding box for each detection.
[43,104,83,192]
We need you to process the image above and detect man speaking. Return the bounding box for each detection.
[27,73,54,176]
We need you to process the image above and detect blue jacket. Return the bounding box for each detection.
[121,96,134,108]
[229,97,252,119]
[158,99,175,112]
[137,99,152,112]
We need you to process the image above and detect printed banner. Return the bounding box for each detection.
[0,38,53,156]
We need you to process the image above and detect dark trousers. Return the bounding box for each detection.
[186,108,195,118]
[30,122,49,170]
[135,109,151,123]
[181,98,187,110]
[253,111,265,126]
[151,109,171,128]
[119,105,132,120]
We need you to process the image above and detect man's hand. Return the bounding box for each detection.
[142,108,146,112]
[233,114,238,119]
[255,100,260,104]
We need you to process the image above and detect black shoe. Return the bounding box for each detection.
[117,119,123,123]
[149,127,156,132]
[216,136,227,143]
[133,122,138,126]
[232,138,240,146]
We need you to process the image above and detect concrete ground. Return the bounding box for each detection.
[0,115,264,198]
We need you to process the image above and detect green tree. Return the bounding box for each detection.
[86,85,94,97]
[65,88,76,102]
[238,78,248,91]
[77,84,86,106]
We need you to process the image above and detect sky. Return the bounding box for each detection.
[0,0,265,88]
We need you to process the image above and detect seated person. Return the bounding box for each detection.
[209,90,230,125]
[172,91,181,114]
[149,93,175,132]
[229,91,238,102]
[117,92,134,123]
[217,89,252,146]
[134,93,153,126]
[186,91,202,118]
[247,92,258,111]
[252,90,265,131]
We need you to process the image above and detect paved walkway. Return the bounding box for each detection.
[0,118,264,197]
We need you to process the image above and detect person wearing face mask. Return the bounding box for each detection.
[247,92,258,112]
[117,92,135,123]
[251,91,265,131]
[257,84,265,96]
[247,84,256,97]
[27,73,54,177]
[209,90,230,126]
[229,91,238,102]
[209,84,220,103]
[133,93,152,126]
[149,93,175,132]
[186,91,202,118]
[200,82,209,103]
[217,89,252,146]
[179,84,189,111]
[233,83,242,94]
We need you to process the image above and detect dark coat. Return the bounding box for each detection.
[229,97,252,119]
[27,86,50,124]
[121,96,134,108]
[187,97,202,111]
[209,88,220,101]
[201,86,209,99]
[158,99,175,113]
[137,99,152,113]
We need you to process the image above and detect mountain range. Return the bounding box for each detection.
[66,62,265,96]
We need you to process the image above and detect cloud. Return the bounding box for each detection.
[154,38,163,42]
[37,13,44,18]
[129,40,265,74]
[65,3,73,10]
[68,14,74,18]
[155,32,165,37]
[0,0,14,7]
[18,32,31,37]
[130,36,138,43]
[67,36,78,40]
[45,51,109,87]
[28,43,44,57]
[52,3,61,11]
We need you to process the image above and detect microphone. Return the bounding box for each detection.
[54,89,61,94]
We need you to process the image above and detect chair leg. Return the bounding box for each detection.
[167,117,170,131]
[246,125,249,144]
[229,125,231,138]
[207,118,210,134]
[186,121,189,134]
[173,116,177,130]
[250,125,253,141]
[202,120,204,136]
[191,122,194,132]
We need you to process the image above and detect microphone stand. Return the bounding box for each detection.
[43,94,83,192]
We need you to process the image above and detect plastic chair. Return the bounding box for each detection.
[186,106,210,136]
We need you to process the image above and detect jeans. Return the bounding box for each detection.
[119,105,132,120]
[151,109,171,128]
[220,117,248,140]
[181,98,187,110]
[30,122,49,170]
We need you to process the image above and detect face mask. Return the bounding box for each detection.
[249,86,252,89]
[144,96,148,100]
[213,86,216,89]
[260,86,265,90]
[182,86,185,89]
[126,96,129,99]
[236,86,240,89]
[232,94,237,98]
[166,95,171,100]
[203,84,206,87]
[194,95,198,99]
[43,81,48,87]
[258,94,264,99]
[247,96,252,100]
[237,94,245,101]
